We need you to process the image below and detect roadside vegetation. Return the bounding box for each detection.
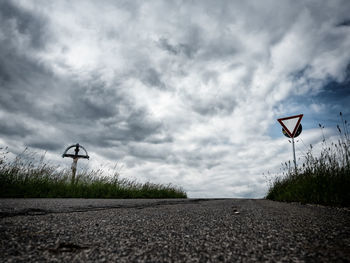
[0,149,187,199]
[266,112,350,207]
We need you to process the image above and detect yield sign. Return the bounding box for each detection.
[277,114,303,138]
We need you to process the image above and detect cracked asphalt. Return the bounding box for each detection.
[0,198,349,262]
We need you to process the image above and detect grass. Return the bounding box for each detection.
[266,112,350,207]
[0,148,187,199]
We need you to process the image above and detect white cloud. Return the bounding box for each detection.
[1,0,350,198]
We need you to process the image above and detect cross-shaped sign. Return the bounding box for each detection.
[62,143,89,184]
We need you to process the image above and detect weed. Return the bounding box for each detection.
[0,148,187,199]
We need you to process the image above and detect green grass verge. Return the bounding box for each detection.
[266,113,350,207]
[0,149,187,199]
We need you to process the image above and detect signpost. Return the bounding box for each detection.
[277,114,303,172]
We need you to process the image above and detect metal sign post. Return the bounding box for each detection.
[277,114,303,173]
[62,143,89,184]
[292,137,297,171]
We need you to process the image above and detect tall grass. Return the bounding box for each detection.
[0,148,187,199]
[266,112,350,207]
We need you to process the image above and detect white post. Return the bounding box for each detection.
[292,137,297,173]
[71,157,78,184]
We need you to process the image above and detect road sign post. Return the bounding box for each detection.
[277,114,303,173]
[292,137,296,171]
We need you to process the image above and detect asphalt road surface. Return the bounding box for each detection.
[0,198,349,262]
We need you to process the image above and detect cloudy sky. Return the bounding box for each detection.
[1,0,350,198]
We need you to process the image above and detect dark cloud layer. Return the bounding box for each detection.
[337,19,350,27]
[0,119,32,137]
[0,1,49,49]
[0,1,165,156]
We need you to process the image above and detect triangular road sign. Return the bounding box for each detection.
[277,114,303,138]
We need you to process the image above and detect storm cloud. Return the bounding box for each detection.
[1,0,350,197]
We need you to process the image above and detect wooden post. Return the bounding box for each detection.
[71,157,78,184]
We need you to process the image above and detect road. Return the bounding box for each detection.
[0,198,349,262]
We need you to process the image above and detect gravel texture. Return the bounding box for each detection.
[0,198,349,262]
